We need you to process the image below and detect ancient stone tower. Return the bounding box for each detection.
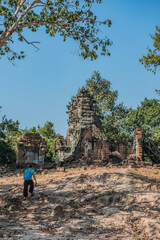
[66,89,101,151]
[55,89,144,166]
[55,89,108,164]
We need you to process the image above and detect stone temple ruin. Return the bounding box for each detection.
[17,133,47,165]
[16,90,144,166]
[55,89,143,166]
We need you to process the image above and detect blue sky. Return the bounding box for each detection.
[0,0,160,136]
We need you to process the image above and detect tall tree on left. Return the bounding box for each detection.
[0,0,112,62]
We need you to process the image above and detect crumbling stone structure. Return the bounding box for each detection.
[56,89,144,166]
[133,126,143,160]
[56,90,109,164]
[66,89,101,150]
[17,133,47,165]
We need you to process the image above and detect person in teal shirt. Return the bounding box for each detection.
[23,164,37,199]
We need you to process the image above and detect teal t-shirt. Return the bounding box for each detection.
[24,168,34,181]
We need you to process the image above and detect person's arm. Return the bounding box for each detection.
[32,172,37,185]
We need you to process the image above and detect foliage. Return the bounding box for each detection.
[67,71,118,118]
[102,103,132,141]
[37,121,56,139]
[0,0,112,62]
[155,89,160,96]
[37,121,56,161]
[0,111,21,164]
[44,138,56,161]
[120,98,160,142]
[0,115,21,138]
[84,71,118,116]
[0,140,16,164]
[67,71,132,140]
[139,26,160,74]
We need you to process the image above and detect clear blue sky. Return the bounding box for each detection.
[0,0,160,136]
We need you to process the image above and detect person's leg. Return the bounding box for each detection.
[23,181,28,198]
[29,180,34,195]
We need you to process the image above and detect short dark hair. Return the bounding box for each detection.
[29,164,33,168]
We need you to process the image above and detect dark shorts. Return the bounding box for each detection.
[23,180,34,197]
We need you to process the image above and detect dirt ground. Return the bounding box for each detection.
[0,165,160,240]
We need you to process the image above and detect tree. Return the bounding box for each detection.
[102,103,132,141]
[37,121,56,161]
[67,71,132,140]
[67,71,118,119]
[0,115,20,139]
[84,71,118,117]
[0,140,17,164]
[0,110,21,164]
[37,121,56,139]
[120,98,160,142]
[26,121,57,161]
[0,0,112,62]
[139,26,160,74]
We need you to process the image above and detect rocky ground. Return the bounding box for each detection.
[0,165,160,240]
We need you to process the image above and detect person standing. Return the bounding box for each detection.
[23,164,37,199]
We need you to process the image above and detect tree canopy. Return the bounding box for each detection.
[120,98,160,142]
[67,71,132,140]
[139,26,160,74]
[67,71,118,118]
[84,71,118,116]
[0,0,112,61]
[0,110,21,164]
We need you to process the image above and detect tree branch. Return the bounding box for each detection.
[13,0,27,19]
[20,17,88,29]
[15,30,40,51]
[0,0,39,46]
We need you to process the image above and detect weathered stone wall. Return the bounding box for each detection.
[114,142,133,159]
[79,125,109,161]
[55,136,71,162]
[17,133,47,165]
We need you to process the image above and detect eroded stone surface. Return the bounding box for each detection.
[17,133,47,165]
